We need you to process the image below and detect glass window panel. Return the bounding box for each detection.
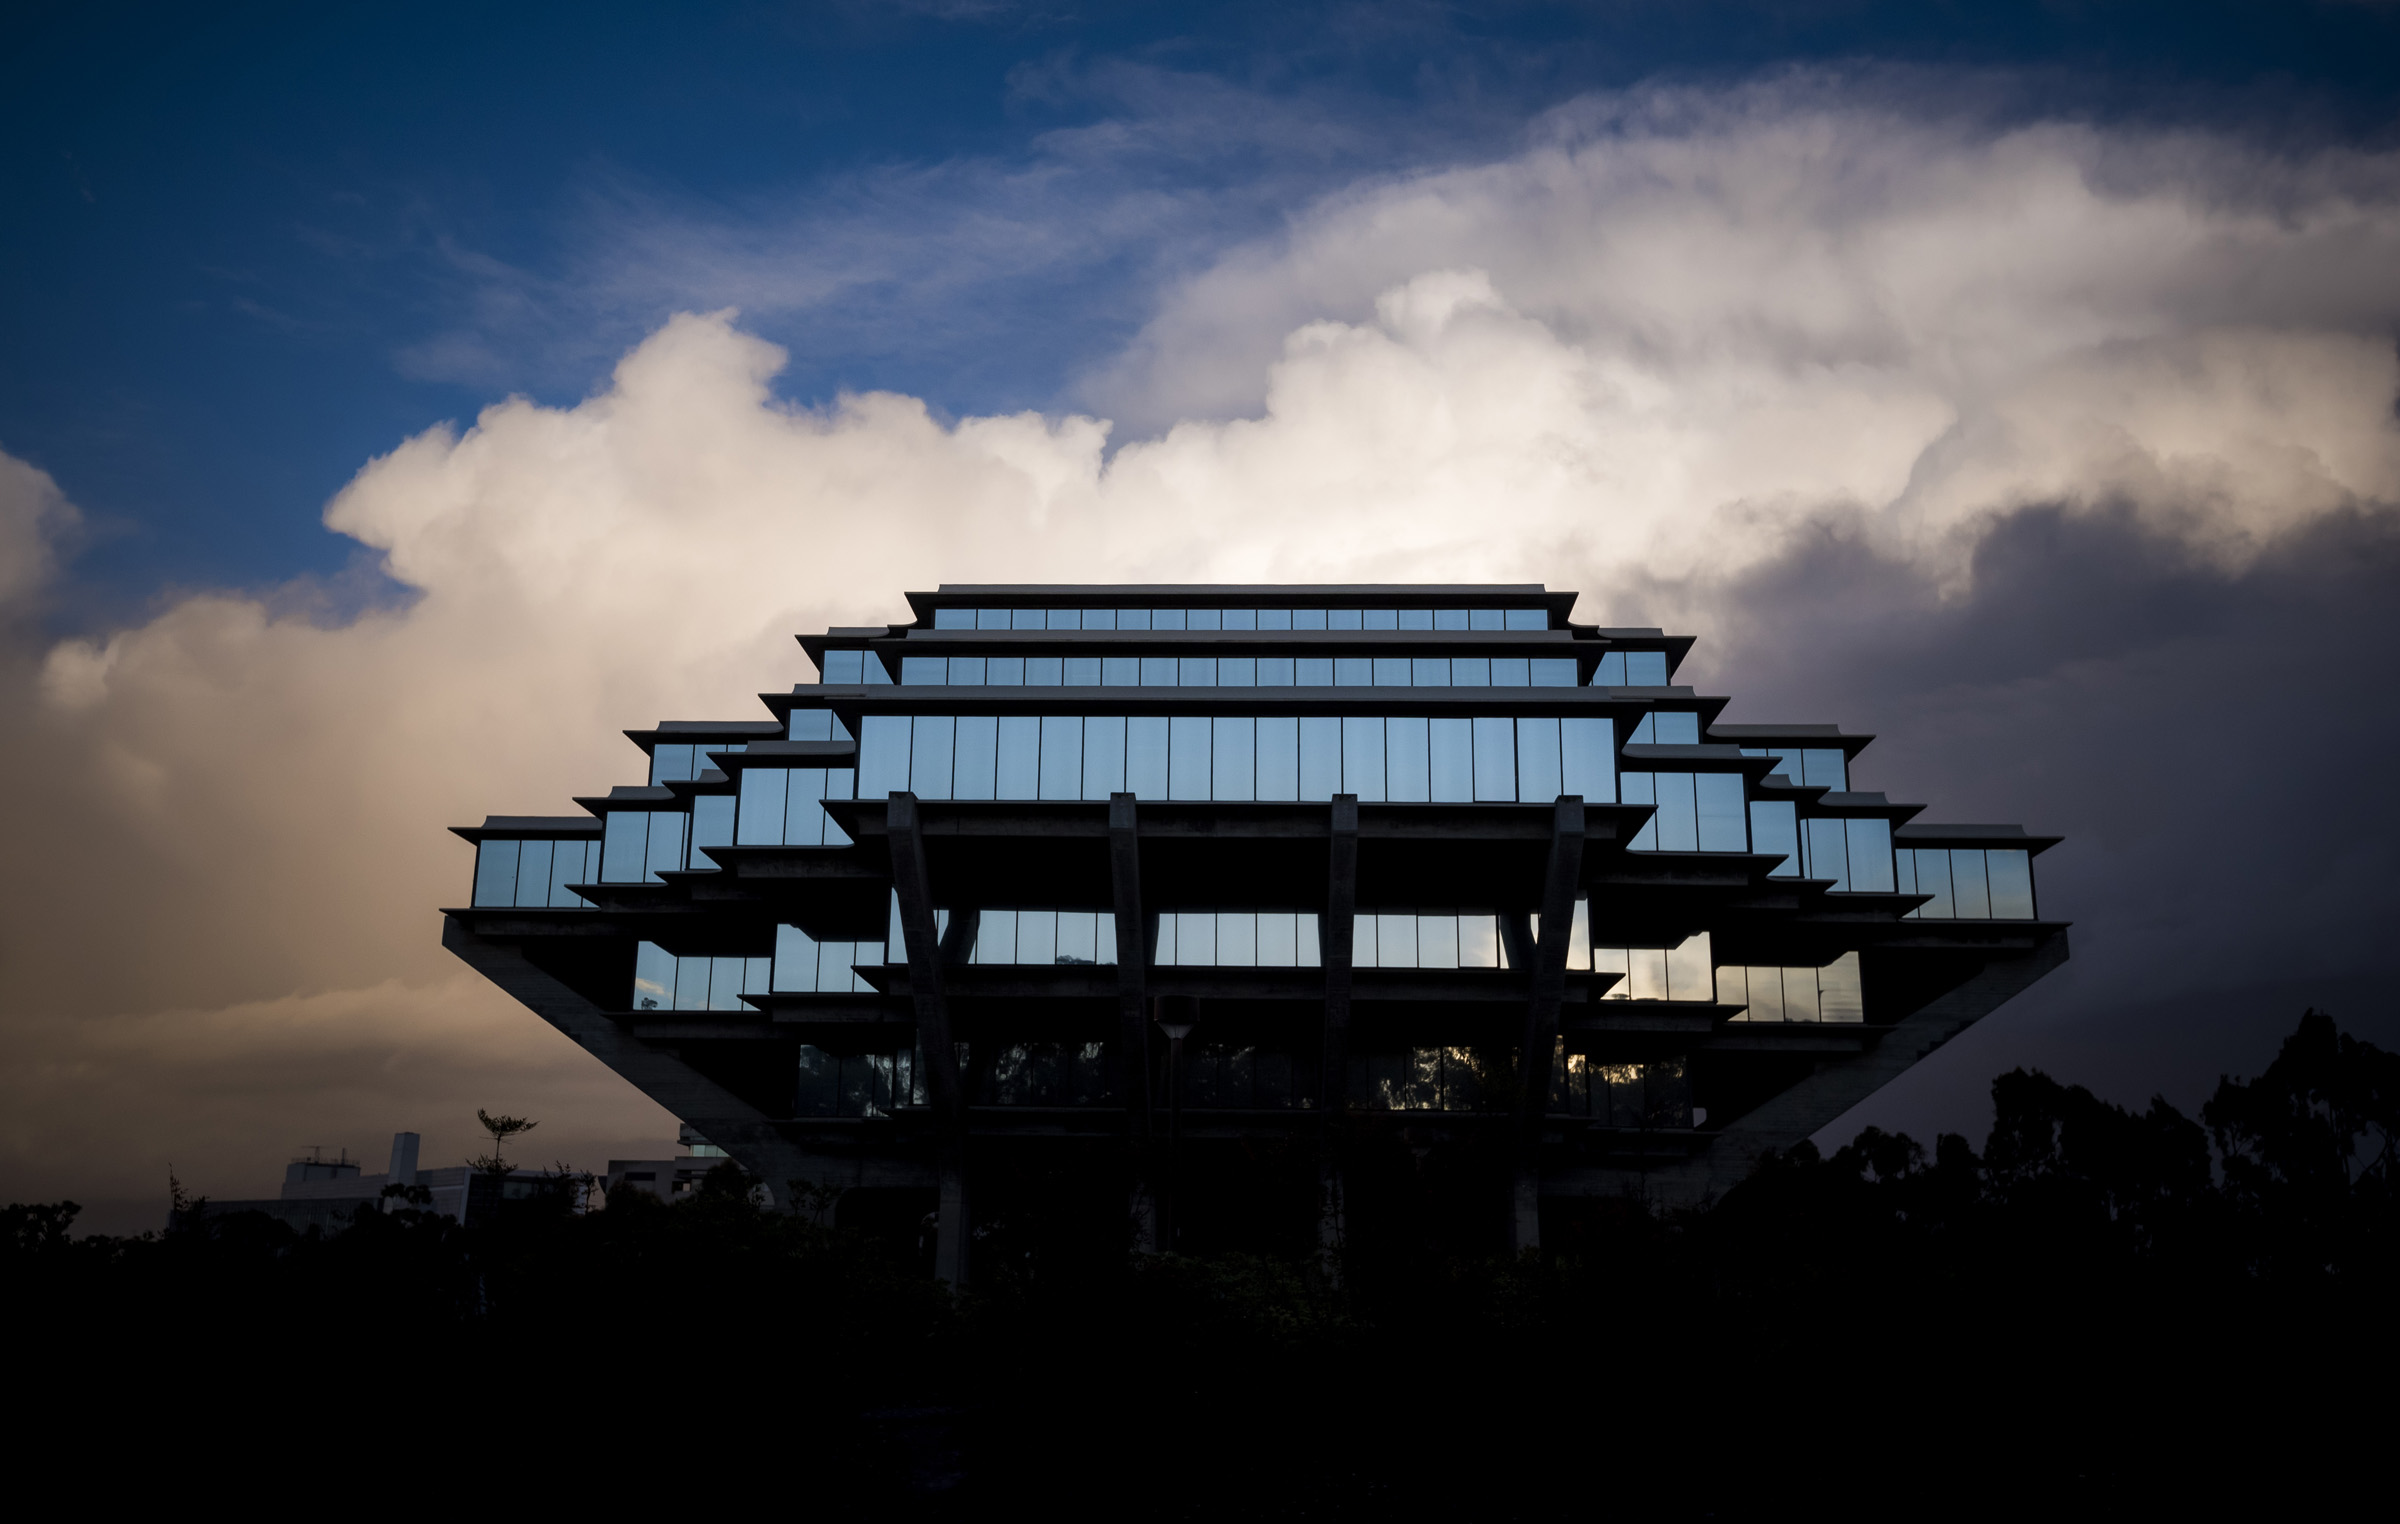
[934,609,972,629]
[633,941,678,1008]
[1296,656,1334,686]
[946,657,987,686]
[645,813,686,881]
[1154,609,1187,630]
[1506,609,1546,630]
[1429,717,1474,802]
[1057,911,1098,964]
[1397,609,1432,631]
[1126,717,1170,798]
[1752,801,1799,876]
[1531,659,1576,687]
[1458,914,1499,968]
[971,609,1007,630]
[1297,913,1321,966]
[1217,913,1257,966]
[1115,608,1152,630]
[952,716,999,801]
[1102,656,1138,686]
[1372,657,1410,686]
[1652,713,1696,745]
[1626,652,1668,686]
[1328,609,1363,631]
[995,716,1042,799]
[1211,716,1256,801]
[1593,946,1629,998]
[822,650,863,683]
[1291,609,1327,630]
[857,715,913,799]
[1846,818,1895,893]
[1802,749,1848,790]
[673,955,710,1011]
[1078,609,1114,630]
[708,957,748,1012]
[1364,609,1398,630]
[1491,658,1530,687]
[1377,914,1418,967]
[1223,609,1257,631]
[1895,844,1917,900]
[976,909,1018,965]
[1951,850,1992,918]
[1742,967,1783,1022]
[1785,967,1822,1023]
[1622,772,1657,851]
[987,656,1025,686]
[1026,656,1064,686]
[1335,657,1371,687]
[1010,609,1043,630]
[688,797,735,866]
[1082,715,1126,799]
[1434,609,1467,630]
[1628,948,1669,1000]
[1300,717,1342,801]
[1168,716,1212,800]
[909,715,956,800]
[1819,952,1863,1023]
[1666,933,1713,1001]
[1592,652,1625,686]
[1040,609,1075,630]
[1178,911,1216,966]
[1188,609,1222,631]
[1560,716,1615,805]
[1716,965,1749,1018]
[1805,817,1852,889]
[1039,716,1083,800]
[1472,717,1516,801]
[1987,850,2035,919]
[472,838,524,908]
[863,655,892,685]
[1570,897,1592,970]
[1257,608,1293,631]
[1351,915,1377,969]
[547,840,591,906]
[823,769,855,847]
[1017,910,1057,966]
[783,768,828,847]
[1342,717,1387,801]
[1516,717,1562,802]
[1696,773,1748,852]
[601,814,645,883]
[1451,658,1490,687]
[1140,656,1177,686]
[788,708,837,741]
[1471,609,1503,630]
[1257,657,1295,687]
[1258,912,1298,967]
[1064,656,1101,686]
[1255,717,1300,801]
[1418,914,1460,969]
[1153,913,1176,966]
[1411,658,1450,686]
[902,656,947,685]
[650,744,694,785]
[1384,716,1430,802]
[1216,657,1255,687]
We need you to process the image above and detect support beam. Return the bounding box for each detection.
[1109,794,1158,1251]
[441,917,821,1205]
[1511,795,1586,1253]
[888,792,972,1285]
[1322,795,1359,1117]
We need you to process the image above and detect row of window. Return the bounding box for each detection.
[1896,848,2039,919]
[852,713,1617,807]
[633,946,775,1012]
[927,607,1552,632]
[649,741,750,784]
[1739,746,1849,789]
[1550,1051,1692,1127]
[472,838,603,908]
[1717,957,1865,1023]
[895,653,1585,689]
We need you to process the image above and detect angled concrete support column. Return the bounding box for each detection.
[1319,795,1359,1275]
[888,792,973,1285]
[1109,794,1159,1251]
[442,917,820,1205]
[1511,796,1586,1253]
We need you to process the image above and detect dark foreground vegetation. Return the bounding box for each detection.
[11,1010,2395,1512]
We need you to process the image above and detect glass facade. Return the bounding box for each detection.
[927,606,1553,632]
[1896,848,2037,919]
[472,838,603,908]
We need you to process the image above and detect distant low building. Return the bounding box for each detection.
[180,1130,571,1232]
[605,1124,736,1205]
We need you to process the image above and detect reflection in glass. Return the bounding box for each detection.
[1102,657,1138,687]
[1418,914,1460,969]
[1057,911,1099,964]
[1429,717,1474,802]
[1082,715,1126,799]
[1258,657,1295,687]
[634,942,676,1009]
[1296,657,1334,686]
[988,656,1025,686]
[1804,817,1851,889]
[1628,947,1669,1000]
[784,769,830,846]
[1696,773,1747,851]
[1257,716,1300,801]
[1653,772,1699,852]
[645,812,686,882]
[1752,801,1799,876]
[1065,656,1101,686]
[1802,749,1848,789]
[1169,716,1212,800]
[1386,716,1430,802]
[949,657,987,686]
[1987,850,2035,918]
[1665,933,1714,1002]
[1846,818,1895,892]
[1335,657,1371,686]
[997,716,1041,800]
[1141,656,1176,686]
[910,715,955,800]
[1453,658,1489,687]
[1218,913,1257,966]
[1951,850,1991,918]
[1017,909,1057,966]
[1127,716,1169,799]
[601,813,646,882]
[1414,658,1451,686]
[858,715,912,799]
[1473,717,1516,801]
[1516,717,1562,802]
[548,840,596,906]
[1532,658,1576,687]
[1039,716,1083,800]
[650,744,694,784]
[1376,914,1418,968]
[902,656,946,685]
[1180,657,1217,687]
[1626,652,1668,685]
[1258,913,1298,966]
[1301,717,1342,801]
[688,798,734,867]
[1343,717,1387,801]
[953,716,999,801]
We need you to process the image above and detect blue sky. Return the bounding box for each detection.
[8,1,2398,623]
